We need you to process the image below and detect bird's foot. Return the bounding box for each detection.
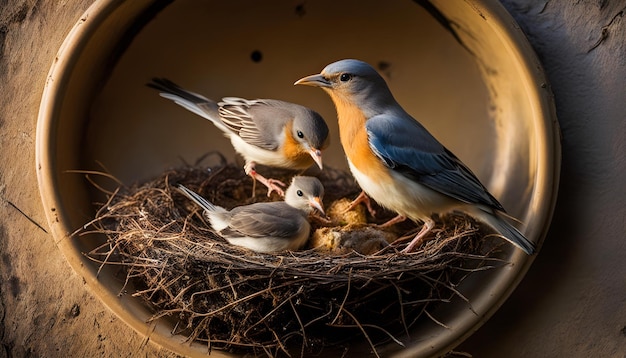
[250,173,286,197]
[376,214,407,229]
[265,178,287,197]
[343,191,377,217]
[399,218,435,254]
[245,162,286,197]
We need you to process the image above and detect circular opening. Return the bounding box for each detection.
[37,0,560,356]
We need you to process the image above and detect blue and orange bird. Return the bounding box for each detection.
[148,78,330,197]
[295,59,535,254]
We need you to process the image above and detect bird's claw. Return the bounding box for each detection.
[376,214,407,229]
[343,191,377,217]
[398,218,435,254]
[246,164,286,197]
[264,179,286,197]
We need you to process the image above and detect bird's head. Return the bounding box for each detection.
[290,108,330,170]
[294,59,395,114]
[284,176,325,216]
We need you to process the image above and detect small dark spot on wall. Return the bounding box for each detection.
[621,325,626,336]
[0,26,8,57]
[377,61,392,78]
[295,3,307,17]
[2,253,10,268]
[599,0,608,10]
[68,303,81,318]
[377,61,391,72]
[9,276,20,297]
[250,50,263,63]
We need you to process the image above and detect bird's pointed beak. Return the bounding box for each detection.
[309,196,326,216]
[294,74,331,88]
[309,148,323,170]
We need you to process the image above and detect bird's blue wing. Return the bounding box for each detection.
[366,114,504,211]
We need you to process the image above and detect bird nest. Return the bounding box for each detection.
[79,153,506,357]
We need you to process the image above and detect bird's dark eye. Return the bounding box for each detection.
[296,130,304,138]
[340,73,352,82]
[296,190,303,197]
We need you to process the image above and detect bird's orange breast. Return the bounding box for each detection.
[332,94,389,180]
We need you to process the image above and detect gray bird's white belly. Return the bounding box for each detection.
[228,135,286,167]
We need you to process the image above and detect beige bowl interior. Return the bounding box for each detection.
[37,0,560,356]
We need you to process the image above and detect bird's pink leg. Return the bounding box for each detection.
[377,214,407,229]
[244,162,286,197]
[400,218,435,253]
[253,173,286,197]
[343,190,377,217]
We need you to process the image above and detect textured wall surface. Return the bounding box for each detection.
[461,1,626,356]
[0,1,624,357]
[0,2,176,357]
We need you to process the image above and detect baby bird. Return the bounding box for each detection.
[177,176,325,253]
[295,59,535,254]
[149,78,330,197]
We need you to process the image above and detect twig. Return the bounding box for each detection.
[2,196,48,234]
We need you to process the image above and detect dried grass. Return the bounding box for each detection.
[78,154,504,357]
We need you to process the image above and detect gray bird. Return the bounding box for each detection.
[295,59,535,254]
[149,78,330,197]
[177,176,325,253]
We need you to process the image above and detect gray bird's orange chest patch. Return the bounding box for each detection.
[282,121,314,168]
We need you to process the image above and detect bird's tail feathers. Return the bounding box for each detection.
[468,207,536,255]
[147,78,222,126]
[495,209,524,225]
[177,184,219,213]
